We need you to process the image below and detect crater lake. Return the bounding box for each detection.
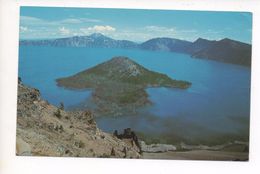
[18,46,251,145]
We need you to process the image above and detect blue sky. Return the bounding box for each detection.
[19,7,252,43]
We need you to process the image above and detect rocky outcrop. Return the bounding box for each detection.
[140,141,177,153]
[16,79,141,158]
[16,137,32,156]
[113,128,141,152]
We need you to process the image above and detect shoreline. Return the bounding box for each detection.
[139,140,249,161]
[139,140,249,152]
[142,150,248,161]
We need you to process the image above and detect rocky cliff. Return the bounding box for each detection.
[16,79,141,158]
[140,37,192,53]
[191,38,252,66]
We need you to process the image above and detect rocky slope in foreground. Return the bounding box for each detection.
[16,80,249,161]
[16,80,141,158]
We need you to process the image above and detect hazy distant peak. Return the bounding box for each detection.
[194,38,211,43]
[221,38,232,41]
[217,38,251,48]
[89,33,106,38]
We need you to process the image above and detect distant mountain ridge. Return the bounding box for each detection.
[20,33,138,49]
[20,33,252,67]
[141,37,251,66]
[190,38,252,66]
[185,38,216,54]
[140,37,192,53]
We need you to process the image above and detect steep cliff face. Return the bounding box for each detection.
[141,37,251,67]
[140,37,192,53]
[185,38,216,54]
[16,80,141,158]
[191,38,252,66]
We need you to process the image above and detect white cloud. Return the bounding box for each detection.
[143,25,178,39]
[179,29,197,33]
[80,18,102,23]
[20,16,101,27]
[109,30,152,42]
[86,25,116,32]
[205,29,223,34]
[20,26,28,32]
[20,16,42,23]
[60,18,101,24]
[59,27,70,35]
[79,28,90,35]
[19,16,201,42]
[60,18,82,24]
[145,26,176,33]
[20,16,54,26]
[73,33,80,36]
[145,26,197,35]
[79,25,116,35]
[142,25,200,41]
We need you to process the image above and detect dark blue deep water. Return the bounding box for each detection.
[19,46,251,145]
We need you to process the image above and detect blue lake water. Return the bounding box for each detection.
[19,46,251,145]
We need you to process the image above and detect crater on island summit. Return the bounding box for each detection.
[56,56,191,116]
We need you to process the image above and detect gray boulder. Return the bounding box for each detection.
[16,138,31,156]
